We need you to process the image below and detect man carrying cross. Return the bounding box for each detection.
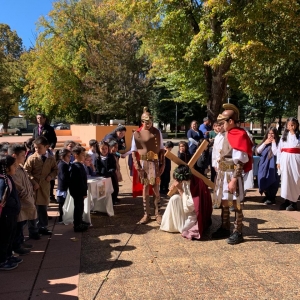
[212,103,253,245]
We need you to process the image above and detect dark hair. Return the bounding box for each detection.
[97,141,109,156]
[0,144,9,155]
[115,125,126,132]
[36,113,46,119]
[89,139,98,147]
[190,120,198,126]
[105,138,118,147]
[0,155,16,188]
[24,138,35,150]
[282,117,300,142]
[64,140,76,147]
[173,164,192,182]
[55,148,71,162]
[0,142,9,149]
[165,141,174,148]
[7,144,26,156]
[256,126,280,159]
[72,146,85,156]
[178,141,188,153]
[34,136,49,146]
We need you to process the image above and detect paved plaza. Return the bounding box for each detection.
[1,141,300,299]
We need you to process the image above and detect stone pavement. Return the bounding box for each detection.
[1,143,300,299]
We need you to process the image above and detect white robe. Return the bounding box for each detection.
[160,181,197,234]
[276,132,300,202]
[212,132,225,169]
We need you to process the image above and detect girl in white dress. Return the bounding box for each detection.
[277,117,300,211]
[160,165,200,239]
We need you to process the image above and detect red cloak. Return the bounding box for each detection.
[190,175,212,238]
[227,128,253,173]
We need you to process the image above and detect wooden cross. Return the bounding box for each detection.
[165,140,215,196]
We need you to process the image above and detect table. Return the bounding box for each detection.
[63,177,114,225]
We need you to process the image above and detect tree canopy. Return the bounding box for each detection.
[0,24,24,130]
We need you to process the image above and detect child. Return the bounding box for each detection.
[24,138,35,162]
[177,141,191,163]
[87,139,98,166]
[0,155,21,270]
[83,153,97,178]
[56,148,71,223]
[160,141,174,194]
[69,146,88,232]
[95,141,118,205]
[108,139,123,182]
[24,136,58,235]
[8,144,38,255]
[277,117,300,211]
[256,127,280,205]
[64,140,76,163]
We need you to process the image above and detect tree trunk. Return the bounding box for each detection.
[205,58,232,122]
[260,113,265,136]
[278,115,282,135]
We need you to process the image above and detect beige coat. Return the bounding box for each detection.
[12,165,37,222]
[24,153,58,206]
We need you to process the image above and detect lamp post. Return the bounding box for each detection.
[227,84,230,103]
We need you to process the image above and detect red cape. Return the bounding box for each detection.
[190,175,212,238]
[227,128,253,173]
[132,126,153,198]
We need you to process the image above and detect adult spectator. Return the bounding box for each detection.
[32,113,57,151]
[104,125,126,151]
[199,117,212,138]
[32,113,57,202]
[187,120,204,156]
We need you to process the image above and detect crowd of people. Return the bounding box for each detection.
[0,114,127,271]
[0,107,300,271]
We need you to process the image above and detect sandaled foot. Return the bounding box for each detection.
[155,215,162,225]
[137,215,150,224]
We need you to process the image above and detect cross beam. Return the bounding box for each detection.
[165,140,215,196]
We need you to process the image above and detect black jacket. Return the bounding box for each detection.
[95,153,116,178]
[0,176,21,216]
[69,162,88,198]
[57,160,70,192]
[32,123,57,149]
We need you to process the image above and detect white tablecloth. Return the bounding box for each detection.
[63,177,114,225]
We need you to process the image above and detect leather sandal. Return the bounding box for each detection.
[155,214,162,225]
[137,215,150,224]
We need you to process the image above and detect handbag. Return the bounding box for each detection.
[0,186,9,217]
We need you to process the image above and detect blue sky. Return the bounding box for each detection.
[0,0,54,49]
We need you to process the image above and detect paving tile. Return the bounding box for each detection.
[94,278,126,300]
[31,286,78,299]
[165,273,215,296]
[34,266,79,290]
[207,267,260,290]
[42,250,80,269]
[0,291,32,300]
[156,257,200,275]
[0,270,37,294]
[123,276,175,300]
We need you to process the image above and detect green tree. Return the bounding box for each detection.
[108,0,300,122]
[24,0,154,123]
[0,24,24,131]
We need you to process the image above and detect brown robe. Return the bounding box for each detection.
[24,153,58,206]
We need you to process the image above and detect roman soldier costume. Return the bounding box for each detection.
[131,108,165,224]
